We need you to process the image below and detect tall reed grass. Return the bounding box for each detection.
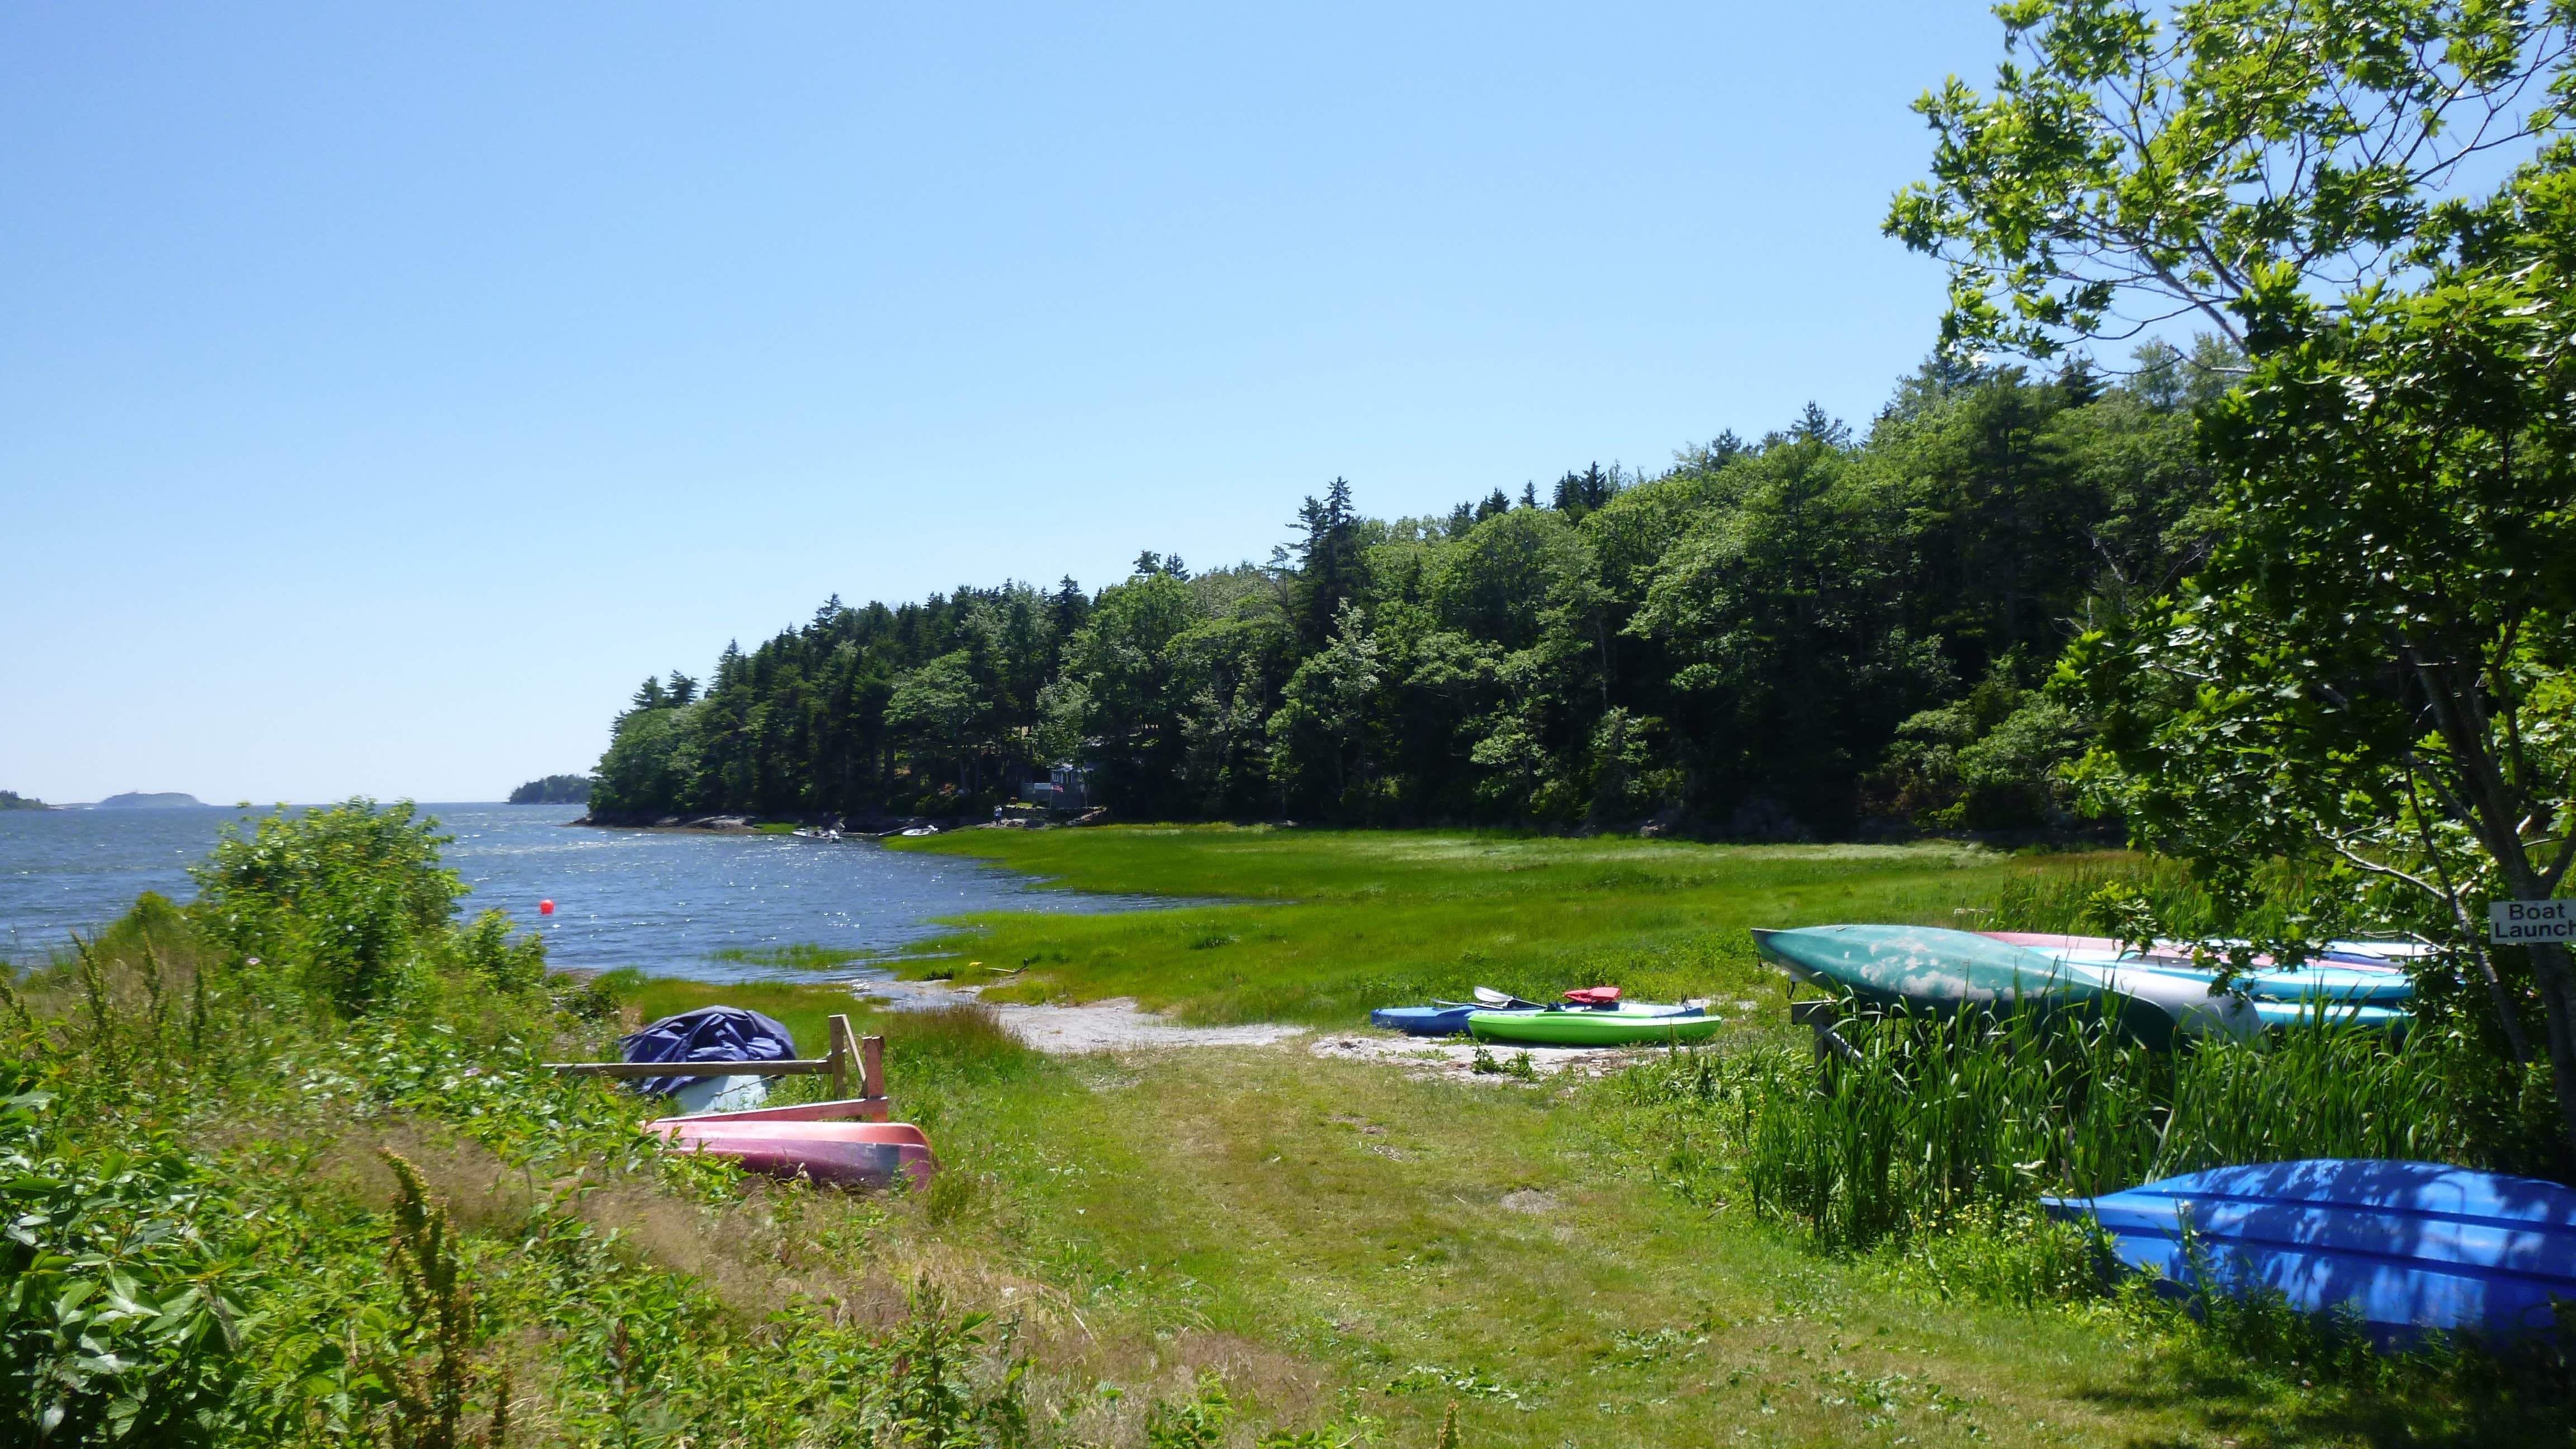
[1625,1005,2560,1254]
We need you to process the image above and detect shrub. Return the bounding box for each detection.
[191,801,465,1012]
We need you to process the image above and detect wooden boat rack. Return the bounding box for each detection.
[544,1011,890,1115]
[1788,997,1864,1066]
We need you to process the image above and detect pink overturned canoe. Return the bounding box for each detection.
[646,1111,938,1190]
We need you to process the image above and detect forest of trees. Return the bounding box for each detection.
[589,345,2232,838]
[508,774,593,804]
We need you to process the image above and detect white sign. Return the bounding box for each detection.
[2489,899,2576,943]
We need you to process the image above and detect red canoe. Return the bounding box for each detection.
[646,1117,937,1189]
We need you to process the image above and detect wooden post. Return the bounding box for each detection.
[1790,998,1863,1067]
[861,1035,885,1100]
[826,1014,855,1100]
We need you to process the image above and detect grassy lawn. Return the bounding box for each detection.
[600,830,2563,1445]
[618,972,2443,1447]
[605,828,2516,1446]
[870,826,2108,1025]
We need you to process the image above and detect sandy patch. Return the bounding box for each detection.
[863,977,1310,1053]
[1301,1032,1658,1082]
[861,977,1708,1078]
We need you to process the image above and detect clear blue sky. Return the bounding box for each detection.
[4,3,2010,804]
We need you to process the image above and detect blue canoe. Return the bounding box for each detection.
[2043,1160,2576,1342]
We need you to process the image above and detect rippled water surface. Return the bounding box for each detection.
[0,804,1175,980]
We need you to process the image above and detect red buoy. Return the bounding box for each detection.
[539,898,556,916]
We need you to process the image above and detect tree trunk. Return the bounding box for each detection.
[2525,941,2576,1160]
[2483,850,2576,1165]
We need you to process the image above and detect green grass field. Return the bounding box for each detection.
[874,826,2104,1025]
[600,829,2553,1446]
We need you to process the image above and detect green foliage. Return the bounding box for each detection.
[0,789,46,811]
[373,1151,505,1449]
[1886,0,2574,361]
[1625,1005,2559,1258]
[1875,665,2092,830]
[2061,142,2576,1150]
[1140,1374,1233,1449]
[1,1093,257,1446]
[585,362,2213,837]
[190,801,470,1013]
[504,774,590,805]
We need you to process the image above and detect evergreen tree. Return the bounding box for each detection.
[1290,477,1363,651]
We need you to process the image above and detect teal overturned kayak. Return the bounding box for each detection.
[1752,925,2403,1048]
[1467,1004,1722,1046]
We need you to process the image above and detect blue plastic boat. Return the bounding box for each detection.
[2043,1159,2576,1341]
[1368,1003,1499,1036]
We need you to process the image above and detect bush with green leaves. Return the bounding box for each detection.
[0,1090,261,1446]
[185,800,555,1015]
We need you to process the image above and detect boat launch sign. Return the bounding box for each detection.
[2489,899,2576,943]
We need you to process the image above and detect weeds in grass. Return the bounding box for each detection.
[375,1149,507,1448]
[708,942,875,972]
[1142,1372,1232,1448]
[1622,1006,2547,1255]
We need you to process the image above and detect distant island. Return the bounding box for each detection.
[0,789,46,811]
[97,792,205,809]
[509,774,594,804]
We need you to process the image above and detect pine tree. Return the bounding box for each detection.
[1551,462,1614,519]
[1290,477,1363,650]
[1788,401,1851,447]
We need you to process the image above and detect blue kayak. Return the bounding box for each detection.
[1369,1003,1503,1036]
[2044,1159,2576,1342]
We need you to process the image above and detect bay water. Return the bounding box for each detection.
[0,804,1177,981]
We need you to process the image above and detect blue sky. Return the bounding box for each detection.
[4,3,2010,803]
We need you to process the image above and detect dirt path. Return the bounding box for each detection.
[863,977,1311,1051]
[861,977,1698,1079]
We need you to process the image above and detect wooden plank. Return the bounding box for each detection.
[541,1059,835,1078]
[861,1035,885,1099]
[826,1014,858,1100]
[1788,999,1839,1026]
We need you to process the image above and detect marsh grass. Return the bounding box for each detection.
[892,827,2106,1024]
[707,941,877,972]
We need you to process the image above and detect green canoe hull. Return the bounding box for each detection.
[1467,1010,1723,1046]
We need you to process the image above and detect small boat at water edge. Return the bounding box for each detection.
[2043,1159,2576,1342]
[1467,1006,1722,1047]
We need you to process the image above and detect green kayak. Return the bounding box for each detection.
[1467,1006,1721,1046]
